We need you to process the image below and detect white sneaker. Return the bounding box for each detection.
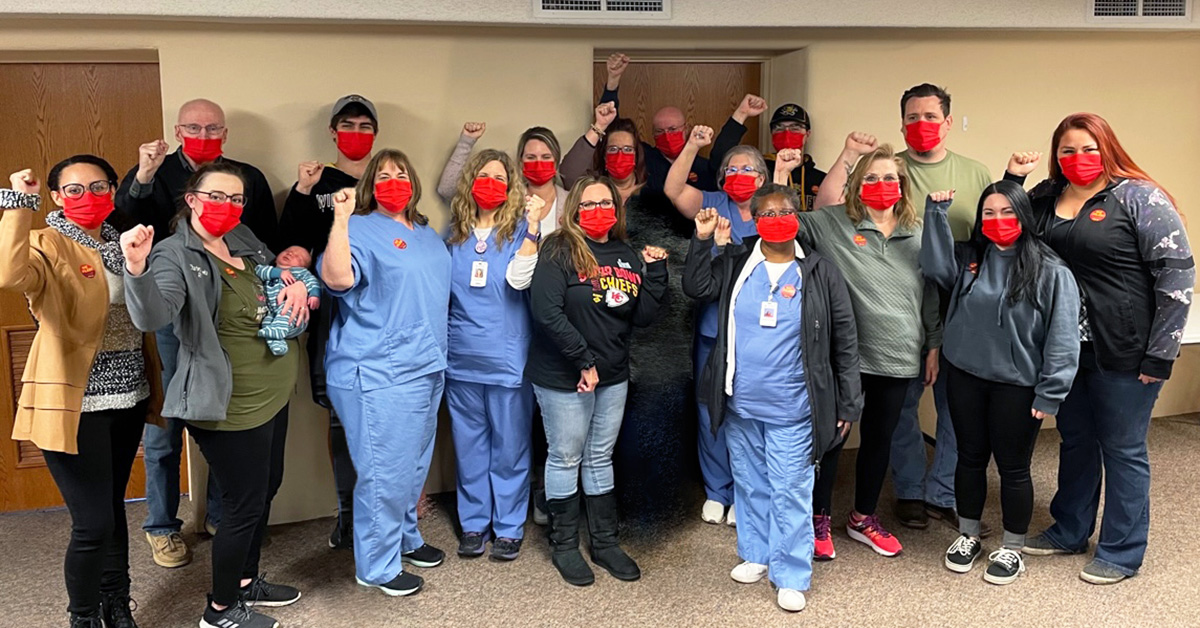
[730,561,768,584]
[701,499,725,524]
[777,588,806,612]
[725,504,737,527]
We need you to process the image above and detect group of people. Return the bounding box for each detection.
[1,51,1192,626]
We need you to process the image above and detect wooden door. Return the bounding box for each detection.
[0,62,173,512]
[592,61,763,159]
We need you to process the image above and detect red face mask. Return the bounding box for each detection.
[1058,153,1104,187]
[375,178,413,214]
[771,129,807,153]
[336,131,375,161]
[181,137,223,164]
[579,207,617,239]
[982,216,1022,247]
[197,200,242,237]
[471,177,509,211]
[605,151,636,180]
[62,192,115,230]
[859,180,902,210]
[756,214,800,243]
[904,120,943,153]
[654,130,687,160]
[522,160,557,186]
[723,173,760,204]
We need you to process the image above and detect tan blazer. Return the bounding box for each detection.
[0,207,161,454]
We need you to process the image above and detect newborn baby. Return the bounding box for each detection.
[255,245,321,355]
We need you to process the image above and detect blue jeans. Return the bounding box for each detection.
[725,411,814,592]
[142,325,221,535]
[1043,366,1163,576]
[889,356,956,509]
[534,381,629,500]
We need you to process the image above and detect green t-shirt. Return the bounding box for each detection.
[900,150,993,242]
[190,254,298,432]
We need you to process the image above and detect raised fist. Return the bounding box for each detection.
[8,169,39,196]
[689,126,714,148]
[297,161,324,194]
[694,207,719,239]
[524,194,549,224]
[714,217,732,247]
[333,187,356,220]
[136,140,169,182]
[737,94,768,119]
[607,53,630,82]
[462,122,487,140]
[121,225,155,274]
[844,132,878,156]
[642,245,669,264]
[928,190,955,204]
[1006,151,1043,177]
[775,149,803,173]
[594,102,617,131]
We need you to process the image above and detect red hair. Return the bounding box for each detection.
[1049,112,1176,207]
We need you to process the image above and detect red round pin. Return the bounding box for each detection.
[853,234,868,247]
[781,284,797,299]
[394,238,407,249]
[79,264,95,278]
[1089,209,1106,222]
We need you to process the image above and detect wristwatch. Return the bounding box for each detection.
[0,189,40,212]
[524,230,541,244]
[581,358,597,371]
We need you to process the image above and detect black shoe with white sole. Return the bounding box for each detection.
[328,516,352,550]
[401,544,445,568]
[984,548,1026,585]
[200,598,278,628]
[356,571,424,597]
[240,574,301,607]
[457,532,488,558]
[944,534,982,573]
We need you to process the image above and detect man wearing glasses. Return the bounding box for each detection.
[114,98,279,570]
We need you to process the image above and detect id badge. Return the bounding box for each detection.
[470,260,488,287]
[759,300,778,328]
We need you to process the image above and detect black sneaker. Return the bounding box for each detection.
[895,499,929,529]
[457,532,488,558]
[328,517,353,550]
[70,612,103,628]
[240,574,301,607]
[926,503,992,538]
[401,543,445,568]
[200,599,278,628]
[984,548,1026,585]
[356,571,424,597]
[944,534,982,573]
[100,592,139,628]
[491,537,522,561]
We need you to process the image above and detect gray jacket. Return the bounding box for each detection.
[124,223,274,422]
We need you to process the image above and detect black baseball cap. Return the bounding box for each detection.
[769,104,811,130]
[330,94,378,125]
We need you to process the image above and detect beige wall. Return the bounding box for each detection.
[1,20,1196,522]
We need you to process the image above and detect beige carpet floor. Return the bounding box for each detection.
[3,414,1198,628]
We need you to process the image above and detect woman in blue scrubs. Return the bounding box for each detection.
[319,149,450,598]
[683,183,862,612]
[665,125,766,525]
[445,149,551,561]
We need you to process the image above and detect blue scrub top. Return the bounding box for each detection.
[323,211,451,392]
[698,190,759,338]
[727,261,810,424]
[446,220,533,388]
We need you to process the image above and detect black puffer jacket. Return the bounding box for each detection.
[683,234,863,464]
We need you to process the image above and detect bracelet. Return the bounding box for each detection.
[589,124,606,137]
[0,189,40,212]
[524,230,541,244]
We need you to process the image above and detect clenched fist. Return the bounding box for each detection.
[714,216,732,247]
[524,194,549,225]
[688,126,714,149]
[462,122,487,140]
[844,132,878,157]
[775,149,803,173]
[735,94,768,122]
[594,102,617,132]
[333,188,356,220]
[1007,151,1043,178]
[8,169,39,196]
[121,225,155,275]
[297,161,324,195]
[606,53,630,86]
[694,207,720,240]
[928,190,955,204]
[642,245,669,264]
[136,140,169,184]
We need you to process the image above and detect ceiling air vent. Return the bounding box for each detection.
[534,0,671,19]
[1088,0,1190,20]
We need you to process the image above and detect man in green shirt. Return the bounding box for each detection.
[811,83,993,535]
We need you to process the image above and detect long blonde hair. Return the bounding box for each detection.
[845,144,918,230]
[447,149,526,245]
[542,176,628,279]
[353,149,427,225]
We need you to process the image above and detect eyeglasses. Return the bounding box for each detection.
[772,123,807,133]
[863,174,900,184]
[578,199,615,211]
[178,123,226,136]
[724,166,761,176]
[59,180,113,199]
[757,209,797,219]
[654,124,685,135]
[605,146,636,155]
[192,190,247,207]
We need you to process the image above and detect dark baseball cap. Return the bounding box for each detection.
[330,94,378,124]
[770,104,811,130]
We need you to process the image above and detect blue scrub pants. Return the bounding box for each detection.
[328,372,443,585]
[695,334,734,506]
[890,357,957,509]
[445,379,534,540]
[725,411,814,592]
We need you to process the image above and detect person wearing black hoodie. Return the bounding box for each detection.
[921,182,1080,586]
[683,183,862,612]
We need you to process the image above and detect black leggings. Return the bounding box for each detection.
[329,409,356,526]
[945,363,1042,535]
[190,407,288,606]
[42,401,147,615]
[813,374,911,517]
